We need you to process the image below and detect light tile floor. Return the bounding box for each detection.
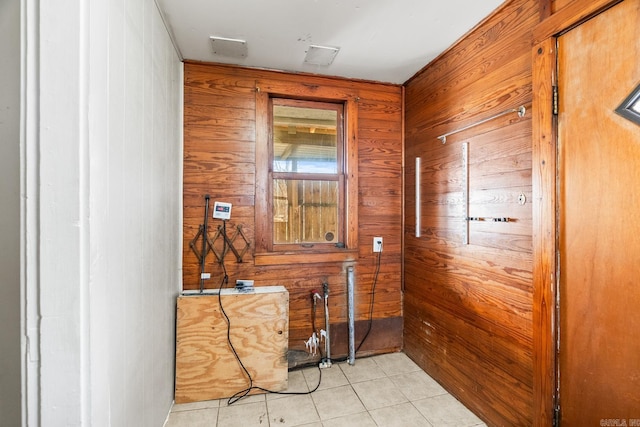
[166,352,487,427]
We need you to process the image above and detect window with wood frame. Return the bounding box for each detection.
[271,98,343,250]
[254,80,359,265]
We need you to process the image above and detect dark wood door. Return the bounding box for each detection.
[557,0,640,424]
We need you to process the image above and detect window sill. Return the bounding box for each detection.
[254,249,358,266]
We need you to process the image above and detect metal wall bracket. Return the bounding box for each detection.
[462,143,469,245]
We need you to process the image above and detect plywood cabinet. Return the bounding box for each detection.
[175,287,289,403]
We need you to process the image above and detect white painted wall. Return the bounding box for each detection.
[23,0,182,425]
[86,0,183,424]
[0,0,22,425]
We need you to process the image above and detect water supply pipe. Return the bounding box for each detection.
[321,282,332,367]
[347,266,355,365]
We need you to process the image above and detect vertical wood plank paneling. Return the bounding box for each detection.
[403,0,543,425]
[255,89,269,253]
[532,37,557,427]
[345,99,359,249]
[531,0,622,423]
[183,63,403,357]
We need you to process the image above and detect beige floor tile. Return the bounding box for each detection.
[351,377,408,410]
[338,357,386,384]
[217,401,269,427]
[389,370,448,401]
[321,411,377,427]
[218,391,266,407]
[267,370,310,401]
[311,385,366,420]
[266,393,320,426]
[369,402,433,427]
[372,352,421,376]
[169,351,486,427]
[165,407,218,427]
[413,393,484,427]
[171,399,219,412]
[302,364,349,391]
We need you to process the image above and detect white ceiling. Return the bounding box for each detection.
[156,0,505,84]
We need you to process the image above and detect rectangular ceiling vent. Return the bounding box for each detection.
[209,36,248,58]
[304,45,340,66]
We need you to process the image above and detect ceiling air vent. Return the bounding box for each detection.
[304,45,340,66]
[209,36,248,58]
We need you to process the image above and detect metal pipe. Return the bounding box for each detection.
[322,282,331,367]
[347,266,356,365]
[437,105,526,144]
[200,194,210,293]
[415,157,421,238]
[462,143,469,245]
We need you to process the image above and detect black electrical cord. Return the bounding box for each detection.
[253,364,322,397]
[220,220,229,286]
[355,249,382,353]
[216,224,323,405]
[216,220,252,405]
[218,279,255,405]
[223,310,324,404]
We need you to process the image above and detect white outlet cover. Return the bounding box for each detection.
[373,237,383,252]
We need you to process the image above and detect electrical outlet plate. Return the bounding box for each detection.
[373,237,383,252]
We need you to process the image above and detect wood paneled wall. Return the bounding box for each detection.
[183,62,403,358]
[403,1,543,425]
[551,0,573,13]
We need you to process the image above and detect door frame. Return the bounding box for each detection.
[531,0,625,425]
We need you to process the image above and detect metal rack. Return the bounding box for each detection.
[190,224,251,265]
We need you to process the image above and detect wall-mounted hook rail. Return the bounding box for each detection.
[437,105,526,144]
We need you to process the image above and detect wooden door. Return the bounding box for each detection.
[557,0,640,424]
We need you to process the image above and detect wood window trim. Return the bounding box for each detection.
[271,98,344,251]
[255,79,359,266]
